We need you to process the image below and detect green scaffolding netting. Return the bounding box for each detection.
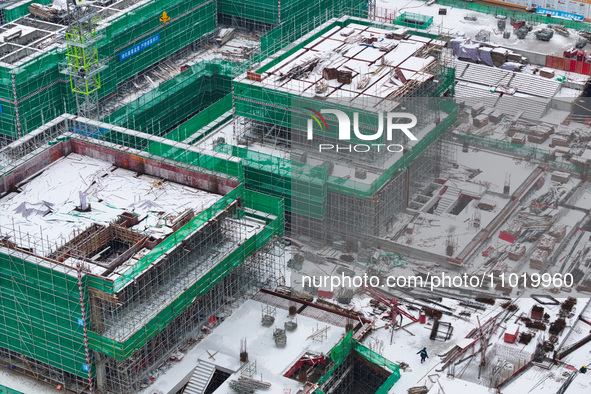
[87,189,284,360]
[2,0,52,23]
[0,383,24,394]
[0,0,216,139]
[0,253,91,378]
[218,0,367,26]
[316,332,401,394]
[214,143,327,219]
[165,94,233,143]
[317,330,354,385]
[394,12,434,29]
[103,60,235,136]
[354,342,402,394]
[234,68,456,201]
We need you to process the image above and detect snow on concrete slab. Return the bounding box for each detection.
[398,192,509,258]
[144,299,345,394]
[453,149,537,194]
[378,0,586,56]
[399,56,436,72]
[427,376,491,393]
[0,153,221,256]
[0,368,57,394]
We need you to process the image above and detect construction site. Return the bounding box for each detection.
[2,0,591,393]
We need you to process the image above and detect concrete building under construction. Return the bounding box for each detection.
[0,115,284,393]
[226,16,456,242]
[0,3,458,391]
[5,0,591,393]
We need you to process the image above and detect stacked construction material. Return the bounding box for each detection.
[508,243,526,260]
[548,224,567,241]
[538,234,557,252]
[550,171,571,183]
[511,133,526,145]
[506,123,527,137]
[539,68,555,79]
[473,114,489,128]
[471,102,485,117]
[528,123,554,143]
[578,128,591,142]
[551,130,573,147]
[491,48,509,67]
[530,249,549,269]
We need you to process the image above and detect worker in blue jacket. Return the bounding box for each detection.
[418,347,429,364]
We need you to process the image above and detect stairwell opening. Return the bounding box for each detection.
[203,369,231,394]
[450,194,475,215]
[322,352,390,394]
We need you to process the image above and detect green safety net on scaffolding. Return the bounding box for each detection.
[394,12,434,29]
[235,46,457,200]
[0,121,284,375]
[0,252,91,378]
[141,0,373,145]
[1,0,51,23]
[86,187,284,359]
[0,0,216,139]
[214,143,327,219]
[164,95,233,143]
[458,132,583,174]
[218,0,367,27]
[221,108,459,205]
[0,383,24,394]
[102,60,235,137]
[314,331,401,394]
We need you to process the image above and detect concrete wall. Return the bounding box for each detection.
[71,139,240,195]
[1,138,240,197]
[506,47,548,66]
[0,142,70,195]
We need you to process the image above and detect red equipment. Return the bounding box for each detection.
[364,286,418,323]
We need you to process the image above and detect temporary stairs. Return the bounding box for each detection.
[435,184,461,215]
[183,360,216,394]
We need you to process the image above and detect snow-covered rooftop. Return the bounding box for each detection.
[0,153,222,275]
[144,298,347,394]
[239,22,443,101]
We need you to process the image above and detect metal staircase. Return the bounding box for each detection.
[435,185,461,215]
[183,360,216,394]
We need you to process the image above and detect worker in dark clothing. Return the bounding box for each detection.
[417,347,429,364]
[580,365,587,374]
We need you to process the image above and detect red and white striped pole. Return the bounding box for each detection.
[76,261,94,393]
[11,73,22,141]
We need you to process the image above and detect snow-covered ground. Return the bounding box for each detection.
[0,369,57,394]
[378,0,586,55]
[392,148,537,258]
[143,299,345,394]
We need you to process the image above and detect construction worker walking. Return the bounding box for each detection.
[417,347,429,364]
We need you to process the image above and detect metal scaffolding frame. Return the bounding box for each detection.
[320,352,390,394]
[229,18,457,243]
[94,238,285,393]
[0,121,285,393]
